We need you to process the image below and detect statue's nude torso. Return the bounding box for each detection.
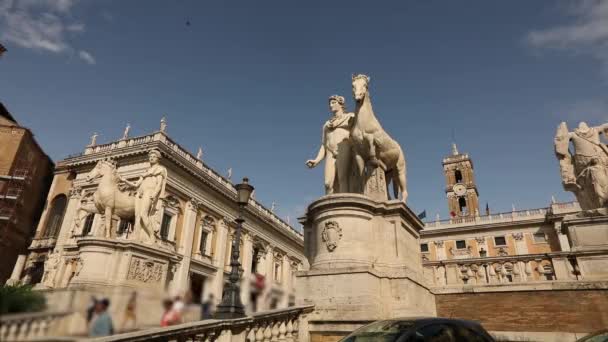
[323,113,354,156]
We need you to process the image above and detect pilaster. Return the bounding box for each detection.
[172,198,198,294]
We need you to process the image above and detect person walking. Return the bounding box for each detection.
[120,291,137,332]
[89,298,114,337]
[160,299,181,327]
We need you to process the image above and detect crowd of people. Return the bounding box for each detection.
[85,292,216,337]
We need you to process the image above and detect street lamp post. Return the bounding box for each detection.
[214,177,254,319]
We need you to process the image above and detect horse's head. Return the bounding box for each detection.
[352,74,370,102]
[86,159,117,182]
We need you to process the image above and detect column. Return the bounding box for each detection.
[212,218,229,305]
[172,199,198,295]
[6,255,27,285]
[280,254,290,308]
[241,232,254,311]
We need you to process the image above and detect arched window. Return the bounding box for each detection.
[458,197,467,215]
[454,170,463,183]
[43,195,67,238]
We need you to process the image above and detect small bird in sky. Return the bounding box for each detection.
[186,20,191,26]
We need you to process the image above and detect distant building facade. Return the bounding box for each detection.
[7,120,304,328]
[0,103,54,284]
[420,144,581,287]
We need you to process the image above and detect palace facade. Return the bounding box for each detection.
[7,119,305,328]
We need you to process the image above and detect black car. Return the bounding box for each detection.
[340,317,495,342]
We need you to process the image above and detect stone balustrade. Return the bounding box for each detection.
[422,250,607,290]
[425,201,580,230]
[87,305,314,342]
[0,311,71,341]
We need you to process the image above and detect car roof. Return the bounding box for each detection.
[379,317,484,328]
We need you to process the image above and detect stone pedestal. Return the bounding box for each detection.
[563,213,608,280]
[297,194,436,339]
[40,237,184,332]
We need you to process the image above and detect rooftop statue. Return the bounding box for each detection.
[351,74,408,202]
[555,121,608,210]
[306,95,357,194]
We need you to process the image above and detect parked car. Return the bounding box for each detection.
[577,329,608,342]
[340,317,495,342]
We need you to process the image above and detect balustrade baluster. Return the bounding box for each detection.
[7,322,18,341]
[38,319,49,338]
[16,320,29,341]
[29,320,40,338]
[247,326,257,342]
[284,318,294,342]
[278,320,287,342]
[263,322,273,342]
[271,320,280,342]
[292,318,299,341]
[0,324,8,341]
[256,323,265,342]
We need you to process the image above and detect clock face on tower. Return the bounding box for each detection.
[453,184,467,196]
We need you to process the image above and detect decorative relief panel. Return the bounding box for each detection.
[321,220,342,252]
[127,258,164,283]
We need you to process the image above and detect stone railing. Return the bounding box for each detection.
[422,250,605,289]
[425,207,550,229]
[0,311,71,341]
[88,305,314,342]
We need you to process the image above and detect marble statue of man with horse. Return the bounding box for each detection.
[306,74,408,203]
[73,149,167,242]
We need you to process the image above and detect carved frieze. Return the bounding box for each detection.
[321,220,342,252]
[512,232,524,241]
[127,258,164,283]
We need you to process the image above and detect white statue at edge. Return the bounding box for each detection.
[555,121,608,210]
[74,149,167,242]
[351,74,408,202]
[306,95,356,194]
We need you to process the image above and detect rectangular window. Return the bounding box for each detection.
[533,233,547,243]
[199,231,208,254]
[420,243,429,253]
[117,219,133,235]
[455,240,466,249]
[494,236,507,246]
[160,213,173,240]
[82,214,95,236]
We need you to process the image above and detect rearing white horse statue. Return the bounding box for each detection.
[351,74,408,202]
[74,159,135,237]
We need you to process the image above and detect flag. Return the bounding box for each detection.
[417,210,427,219]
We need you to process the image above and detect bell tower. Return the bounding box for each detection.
[443,143,480,218]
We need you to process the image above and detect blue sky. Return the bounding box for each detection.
[2,1,608,226]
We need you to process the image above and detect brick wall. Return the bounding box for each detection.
[435,290,608,332]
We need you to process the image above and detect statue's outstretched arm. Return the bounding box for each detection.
[596,123,608,135]
[306,126,327,168]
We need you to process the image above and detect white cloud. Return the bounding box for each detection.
[525,0,608,77]
[78,50,95,64]
[0,0,95,64]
